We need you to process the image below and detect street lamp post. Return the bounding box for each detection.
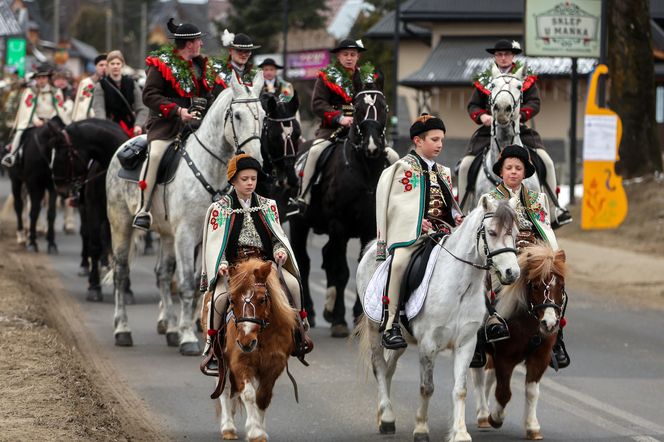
[391,0,400,148]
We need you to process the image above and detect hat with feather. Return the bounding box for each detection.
[221,29,261,50]
[166,18,206,40]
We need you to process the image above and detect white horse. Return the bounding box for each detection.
[461,64,542,213]
[106,71,265,355]
[355,196,521,442]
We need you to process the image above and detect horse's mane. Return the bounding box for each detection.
[497,243,567,319]
[229,259,297,330]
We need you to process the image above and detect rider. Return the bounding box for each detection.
[133,18,217,230]
[93,50,148,137]
[199,153,310,372]
[211,30,260,98]
[376,114,463,349]
[295,38,377,211]
[457,39,572,228]
[470,144,570,369]
[71,54,107,122]
[2,64,70,168]
[259,58,294,98]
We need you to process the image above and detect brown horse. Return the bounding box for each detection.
[472,244,567,440]
[215,259,297,441]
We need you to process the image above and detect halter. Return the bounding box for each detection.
[49,128,94,190]
[224,97,262,154]
[231,282,270,332]
[351,90,387,151]
[265,115,298,162]
[527,275,567,317]
[490,74,522,133]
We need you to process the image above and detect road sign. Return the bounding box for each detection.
[6,37,26,77]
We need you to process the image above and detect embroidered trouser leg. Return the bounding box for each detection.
[535,148,559,205]
[136,138,173,214]
[457,155,475,209]
[298,139,332,204]
[385,241,420,331]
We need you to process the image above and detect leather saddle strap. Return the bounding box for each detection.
[209,333,227,399]
[285,362,299,404]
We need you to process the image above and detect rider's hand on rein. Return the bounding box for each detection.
[179,107,195,122]
[480,114,493,127]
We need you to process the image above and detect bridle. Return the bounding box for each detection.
[439,211,518,271]
[224,96,262,154]
[351,89,387,153]
[490,74,521,123]
[264,114,298,163]
[49,128,98,191]
[230,282,270,332]
[527,275,567,318]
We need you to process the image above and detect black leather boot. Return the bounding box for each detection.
[382,324,407,349]
[470,330,487,368]
[550,333,570,369]
[485,314,510,343]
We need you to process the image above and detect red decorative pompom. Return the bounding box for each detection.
[382,296,390,304]
[556,186,560,195]
[207,329,217,336]
[490,291,496,302]
[560,316,567,328]
[299,310,308,319]
[298,170,304,177]
[138,180,147,190]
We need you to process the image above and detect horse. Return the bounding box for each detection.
[259,92,301,220]
[210,258,297,441]
[460,64,542,213]
[47,118,130,301]
[105,71,265,354]
[290,83,389,336]
[471,244,567,440]
[355,197,521,442]
[7,123,60,253]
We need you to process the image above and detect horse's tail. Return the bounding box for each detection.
[352,314,375,379]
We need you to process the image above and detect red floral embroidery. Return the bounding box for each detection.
[210,209,220,231]
[405,171,412,178]
[401,178,409,185]
[405,184,413,191]
[25,94,34,107]
[271,204,279,223]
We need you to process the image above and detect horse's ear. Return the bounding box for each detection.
[479,194,492,212]
[287,90,299,114]
[556,249,566,263]
[251,70,265,97]
[491,63,502,79]
[230,71,244,96]
[265,94,277,116]
[254,261,272,282]
[514,63,526,80]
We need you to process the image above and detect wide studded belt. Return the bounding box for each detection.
[232,246,268,264]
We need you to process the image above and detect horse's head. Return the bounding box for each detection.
[478,196,520,284]
[351,83,387,159]
[228,260,273,352]
[224,70,266,164]
[261,92,301,188]
[521,245,567,336]
[488,63,525,127]
[45,119,88,193]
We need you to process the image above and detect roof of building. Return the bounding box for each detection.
[400,36,597,88]
[365,10,431,39]
[400,0,523,22]
[0,0,22,36]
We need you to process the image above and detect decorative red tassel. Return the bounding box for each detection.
[560,317,567,328]
[207,329,217,336]
[490,291,496,302]
[556,185,560,195]
[382,296,390,304]
[299,310,308,319]
[138,180,147,190]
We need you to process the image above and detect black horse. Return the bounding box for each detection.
[48,118,129,301]
[290,84,389,336]
[7,123,60,253]
[259,92,301,220]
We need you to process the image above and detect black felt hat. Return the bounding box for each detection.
[93,53,107,65]
[228,33,261,50]
[493,144,535,178]
[330,38,366,53]
[486,39,522,55]
[166,18,206,40]
[258,58,282,69]
[409,113,446,139]
[32,63,53,78]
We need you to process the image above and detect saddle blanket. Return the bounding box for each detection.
[363,244,442,323]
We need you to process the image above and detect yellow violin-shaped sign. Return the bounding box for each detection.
[581,64,628,229]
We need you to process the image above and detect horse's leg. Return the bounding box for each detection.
[27,186,45,252]
[239,377,267,442]
[11,178,26,245]
[413,338,438,442]
[173,228,201,355]
[471,367,491,428]
[488,359,516,429]
[449,329,477,442]
[45,188,58,254]
[111,218,133,347]
[219,377,238,440]
[78,201,91,275]
[523,345,552,440]
[323,221,350,332]
[156,234,178,346]
[290,217,314,324]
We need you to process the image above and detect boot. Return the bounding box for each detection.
[470,330,487,368]
[552,207,573,229]
[549,333,570,370]
[382,324,407,349]
[485,313,510,343]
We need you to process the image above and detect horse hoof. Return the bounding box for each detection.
[322,308,334,323]
[115,332,133,347]
[157,319,167,335]
[379,421,395,434]
[47,243,58,255]
[488,414,502,429]
[124,291,135,305]
[179,341,201,356]
[16,231,27,245]
[222,430,238,440]
[477,417,491,428]
[249,437,267,442]
[27,243,38,253]
[78,266,90,277]
[413,432,429,442]
[527,430,543,440]
[64,226,75,235]
[86,288,103,302]
[166,332,179,347]
[330,324,349,338]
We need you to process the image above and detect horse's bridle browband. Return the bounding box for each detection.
[527,276,567,317]
[224,97,262,154]
[231,282,270,332]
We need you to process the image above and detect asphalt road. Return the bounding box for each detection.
[1,174,663,442]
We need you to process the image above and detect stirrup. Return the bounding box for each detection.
[484,314,510,343]
[132,212,152,231]
[1,153,16,167]
[382,324,407,350]
[552,207,573,229]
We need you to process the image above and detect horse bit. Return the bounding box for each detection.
[224,96,262,154]
[231,282,270,332]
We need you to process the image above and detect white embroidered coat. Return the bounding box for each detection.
[71,76,97,122]
[11,85,70,150]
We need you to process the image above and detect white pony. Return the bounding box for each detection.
[461,64,543,213]
[105,72,265,355]
[355,196,520,442]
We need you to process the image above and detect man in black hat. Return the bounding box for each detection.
[457,38,571,228]
[295,38,378,211]
[258,58,294,98]
[71,54,107,122]
[133,18,216,230]
[2,64,70,167]
[210,29,260,99]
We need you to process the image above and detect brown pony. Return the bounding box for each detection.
[472,243,567,440]
[217,258,297,441]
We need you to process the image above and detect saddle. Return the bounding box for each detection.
[116,136,183,185]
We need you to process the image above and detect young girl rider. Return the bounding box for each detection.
[376,114,463,349]
[199,154,308,372]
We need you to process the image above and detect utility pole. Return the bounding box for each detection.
[282,0,289,80]
[140,1,147,65]
[54,0,60,43]
[105,1,112,52]
[118,0,124,54]
[391,0,401,148]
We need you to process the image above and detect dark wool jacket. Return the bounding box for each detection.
[311,67,364,139]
